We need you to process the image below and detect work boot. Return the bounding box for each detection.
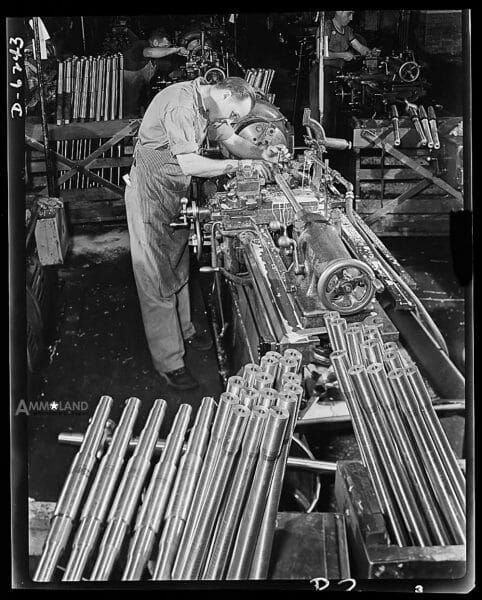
[159,366,199,390]
[184,331,213,351]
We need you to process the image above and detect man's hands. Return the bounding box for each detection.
[244,160,273,180]
[261,144,290,164]
[176,47,190,57]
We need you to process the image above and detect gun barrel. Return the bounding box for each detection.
[34,396,113,582]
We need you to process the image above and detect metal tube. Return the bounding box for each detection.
[242,363,262,387]
[404,365,465,505]
[252,371,275,392]
[256,388,278,409]
[363,324,384,346]
[89,399,167,580]
[103,55,111,121]
[387,369,466,544]
[260,355,279,381]
[408,106,427,146]
[360,338,384,366]
[110,54,118,121]
[383,350,404,372]
[56,60,64,125]
[177,405,251,580]
[239,386,260,408]
[427,106,441,149]
[264,350,282,361]
[275,356,298,390]
[89,56,96,121]
[226,407,289,579]
[283,348,302,371]
[80,57,89,122]
[249,391,300,579]
[348,365,432,546]
[72,58,82,121]
[202,406,269,579]
[96,57,104,121]
[64,59,72,124]
[171,393,239,576]
[329,317,348,353]
[62,397,140,581]
[122,404,192,580]
[226,375,244,397]
[280,372,302,388]
[390,105,401,146]
[152,397,216,580]
[418,106,434,149]
[346,329,364,366]
[365,364,452,546]
[118,53,124,119]
[34,396,113,582]
[330,351,408,546]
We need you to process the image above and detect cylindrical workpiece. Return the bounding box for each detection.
[256,388,278,409]
[275,356,298,389]
[387,369,466,544]
[89,398,167,580]
[202,406,269,580]
[152,397,216,580]
[239,386,260,408]
[174,405,251,580]
[366,364,452,546]
[329,317,348,352]
[360,338,384,366]
[260,355,279,381]
[226,407,289,579]
[323,311,340,345]
[122,404,192,580]
[281,371,302,388]
[62,397,140,581]
[252,371,275,392]
[226,375,244,397]
[283,348,302,371]
[348,365,432,546]
[243,363,262,387]
[34,396,113,582]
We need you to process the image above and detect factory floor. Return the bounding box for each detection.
[27,227,467,514]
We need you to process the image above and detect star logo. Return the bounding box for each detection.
[50,401,59,411]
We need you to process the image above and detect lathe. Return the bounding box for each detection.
[175,105,463,403]
[331,50,429,115]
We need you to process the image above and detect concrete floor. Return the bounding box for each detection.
[27,229,466,511]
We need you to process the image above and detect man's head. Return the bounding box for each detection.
[148,28,171,48]
[207,77,256,126]
[334,11,354,27]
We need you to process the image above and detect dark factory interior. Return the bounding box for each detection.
[11,10,471,589]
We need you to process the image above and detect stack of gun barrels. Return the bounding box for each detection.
[390,104,440,149]
[55,54,124,126]
[325,311,466,547]
[245,68,276,102]
[34,350,304,582]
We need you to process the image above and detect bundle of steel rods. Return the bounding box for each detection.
[324,311,466,547]
[55,54,124,126]
[245,68,275,97]
[34,351,305,582]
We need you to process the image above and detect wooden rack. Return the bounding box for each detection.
[350,116,463,236]
[25,119,140,224]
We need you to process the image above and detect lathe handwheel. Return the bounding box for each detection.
[398,61,420,83]
[317,259,376,315]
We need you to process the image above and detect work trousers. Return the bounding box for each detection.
[125,149,195,374]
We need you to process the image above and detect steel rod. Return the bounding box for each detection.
[226,407,289,579]
[34,396,113,582]
[122,404,192,580]
[62,398,140,581]
[89,399,167,580]
[152,397,216,580]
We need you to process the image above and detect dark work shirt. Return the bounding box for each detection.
[323,19,356,68]
[123,39,150,71]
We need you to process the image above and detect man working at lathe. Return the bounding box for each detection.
[125,76,289,390]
